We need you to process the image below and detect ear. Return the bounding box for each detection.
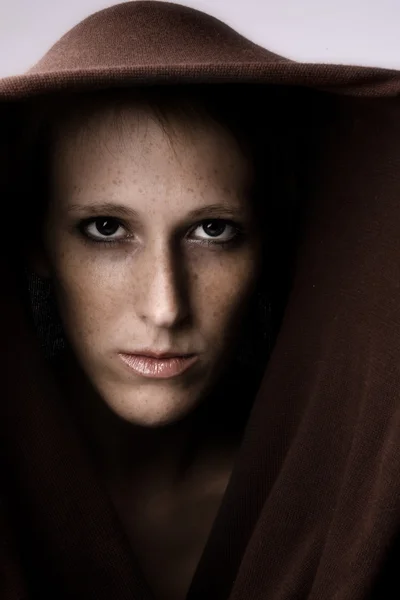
[32,254,51,279]
[27,241,52,279]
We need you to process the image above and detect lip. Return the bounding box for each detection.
[126,350,194,359]
[118,352,199,379]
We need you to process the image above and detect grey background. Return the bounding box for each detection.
[1,0,399,77]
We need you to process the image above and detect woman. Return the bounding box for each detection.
[18,82,280,600]
[1,2,399,600]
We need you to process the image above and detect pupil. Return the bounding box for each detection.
[203,221,225,237]
[96,218,119,236]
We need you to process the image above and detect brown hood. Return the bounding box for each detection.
[1,2,399,599]
[1,0,399,98]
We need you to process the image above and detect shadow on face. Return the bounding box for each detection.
[34,99,262,427]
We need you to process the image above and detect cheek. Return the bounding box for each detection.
[192,249,259,337]
[49,235,260,351]
[50,247,129,343]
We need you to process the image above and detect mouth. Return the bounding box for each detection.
[118,352,199,379]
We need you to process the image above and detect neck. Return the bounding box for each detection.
[51,345,254,487]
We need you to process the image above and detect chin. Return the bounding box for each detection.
[119,405,194,429]
[102,386,201,428]
[132,412,186,429]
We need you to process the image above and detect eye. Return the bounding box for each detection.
[81,217,127,242]
[190,220,240,244]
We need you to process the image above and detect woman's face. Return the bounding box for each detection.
[39,102,261,427]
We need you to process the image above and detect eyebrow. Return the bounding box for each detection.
[67,202,139,219]
[66,201,248,221]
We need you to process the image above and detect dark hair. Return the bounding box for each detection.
[18,84,274,238]
[11,83,301,377]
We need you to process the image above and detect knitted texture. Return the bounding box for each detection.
[0,2,399,599]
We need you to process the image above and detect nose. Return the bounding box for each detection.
[136,244,189,329]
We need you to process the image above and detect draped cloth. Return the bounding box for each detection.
[0,2,399,598]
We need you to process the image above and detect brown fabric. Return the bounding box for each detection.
[0,1,399,599]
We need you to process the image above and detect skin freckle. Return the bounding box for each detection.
[40,101,260,428]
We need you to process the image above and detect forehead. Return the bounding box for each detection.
[50,101,254,204]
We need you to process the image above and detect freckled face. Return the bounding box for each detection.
[41,104,261,427]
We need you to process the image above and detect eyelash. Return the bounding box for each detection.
[77,217,244,250]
